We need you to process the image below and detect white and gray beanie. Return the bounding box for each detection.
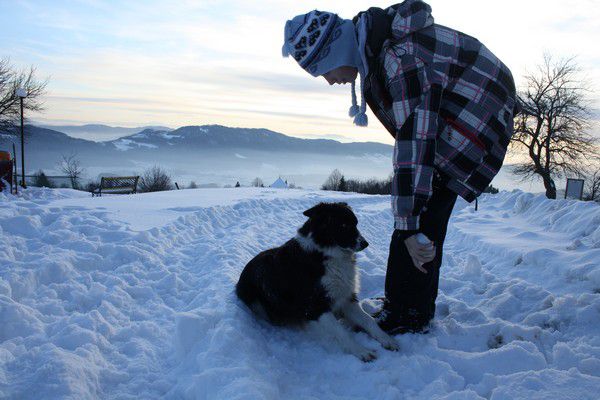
[282,10,369,127]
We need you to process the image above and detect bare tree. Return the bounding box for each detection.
[139,166,173,192]
[584,167,600,202]
[321,169,344,191]
[0,57,47,135]
[511,56,597,199]
[343,175,393,195]
[58,153,85,189]
[251,177,264,187]
[188,181,198,189]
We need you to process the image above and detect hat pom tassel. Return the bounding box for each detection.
[353,112,368,127]
[349,80,360,117]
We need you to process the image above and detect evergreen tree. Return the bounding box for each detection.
[339,176,347,192]
[33,170,53,188]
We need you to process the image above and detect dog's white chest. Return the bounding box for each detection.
[321,252,359,308]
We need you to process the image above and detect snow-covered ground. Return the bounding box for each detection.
[1,187,599,399]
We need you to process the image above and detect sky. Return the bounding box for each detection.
[1,0,599,145]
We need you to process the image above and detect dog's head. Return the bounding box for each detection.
[298,202,369,252]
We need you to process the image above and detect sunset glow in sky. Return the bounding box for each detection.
[2,0,599,144]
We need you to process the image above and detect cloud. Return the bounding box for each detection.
[4,0,599,145]
[204,106,348,123]
[46,95,160,105]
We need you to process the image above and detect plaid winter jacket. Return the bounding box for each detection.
[358,0,517,230]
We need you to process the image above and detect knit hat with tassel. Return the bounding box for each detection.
[282,10,369,127]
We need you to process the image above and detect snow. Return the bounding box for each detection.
[49,188,352,231]
[0,187,599,399]
[269,177,288,189]
[113,139,158,151]
[129,130,179,141]
[160,132,181,140]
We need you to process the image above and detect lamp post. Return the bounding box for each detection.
[16,88,27,188]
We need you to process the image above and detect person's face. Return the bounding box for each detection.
[322,66,358,85]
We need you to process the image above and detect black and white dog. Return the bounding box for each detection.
[236,202,398,361]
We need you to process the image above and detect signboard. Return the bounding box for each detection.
[565,178,584,200]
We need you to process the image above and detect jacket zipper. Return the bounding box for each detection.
[444,117,486,151]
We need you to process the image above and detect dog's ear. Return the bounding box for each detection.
[303,203,326,218]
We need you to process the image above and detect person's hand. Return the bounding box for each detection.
[404,233,436,273]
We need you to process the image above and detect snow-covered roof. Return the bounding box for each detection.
[269,177,288,189]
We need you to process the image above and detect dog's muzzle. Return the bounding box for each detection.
[356,236,369,251]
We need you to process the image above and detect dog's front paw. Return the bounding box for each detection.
[355,348,377,362]
[380,336,400,351]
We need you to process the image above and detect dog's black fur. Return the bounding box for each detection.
[236,202,368,325]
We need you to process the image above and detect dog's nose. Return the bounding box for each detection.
[358,236,369,251]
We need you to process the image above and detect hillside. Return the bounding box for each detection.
[36,124,174,141]
[0,124,547,192]
[1,125,393,188]
[1,187,598,398]
[2,124,393,158]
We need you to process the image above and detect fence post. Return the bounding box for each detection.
[12,143,18,195]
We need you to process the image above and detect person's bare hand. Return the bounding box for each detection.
[404,234,436,273]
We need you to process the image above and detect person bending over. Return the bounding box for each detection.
[282,0,517,334]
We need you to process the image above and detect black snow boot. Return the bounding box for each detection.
[368,297,431,335]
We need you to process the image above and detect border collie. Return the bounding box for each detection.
[236,202,398,361]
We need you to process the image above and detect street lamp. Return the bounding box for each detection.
[16,88,27,188]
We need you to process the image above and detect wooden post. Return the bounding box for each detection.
[12,143,18,195]
[20,97,26,188]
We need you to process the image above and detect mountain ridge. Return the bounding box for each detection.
[2,124,393,155]
[0,124,393,182]
[34,123,174,142]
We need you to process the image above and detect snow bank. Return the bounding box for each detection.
[0,187,598,399]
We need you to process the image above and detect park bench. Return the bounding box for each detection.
[92,176,139,197]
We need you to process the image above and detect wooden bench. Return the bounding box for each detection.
[92,176,139,197]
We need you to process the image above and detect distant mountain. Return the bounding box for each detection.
[18,124,393,155]
[36,123,173,142]
[1,124,393,188]
[0,123,539,191]
[1,126,109,170]
[107,125,393,155]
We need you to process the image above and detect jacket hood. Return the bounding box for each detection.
[390,0,434,40]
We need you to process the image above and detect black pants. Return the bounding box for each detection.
[385,177,458,328]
